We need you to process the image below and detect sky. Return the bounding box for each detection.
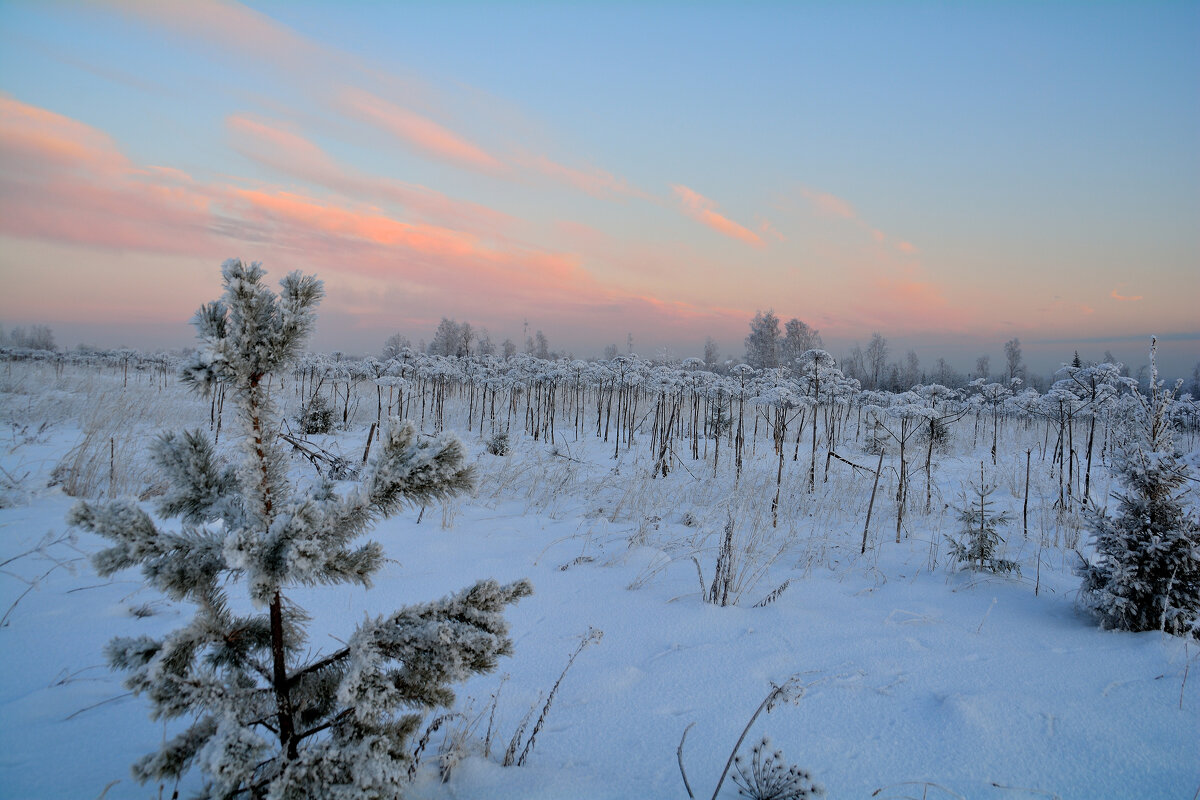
[0,1,1197,377]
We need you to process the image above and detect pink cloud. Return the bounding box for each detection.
[227,115,340,175]
[671,184,764,248]
[877,277,945,307]
[229,188,493,259]
[105,3,652,212]
[519,153,647,200]
[800,187,857,220]
[104,0,338,75]
[626,293,749,325]
[0,97,577,302]
[226,114,512,231]
[25,103,697,344]
[1110,288,1143,302]
[1036,298,1098,319]
[340,88,506,174]
[0,94,128,177]
[758,219,786,242]
[792,185,925,261]
[0,96,216,254]
[859,276,962,331]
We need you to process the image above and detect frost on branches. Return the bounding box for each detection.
[1077,339,1199,638]
[68,261,532,798]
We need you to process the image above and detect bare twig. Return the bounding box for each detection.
[2,562,68,627]
[501,703,535,767]
[0,530,75,568]
[990,781,1061,799]
[95,779,121,799]
[361,421,377,465]
[516,627,603,766]
[691,556,706,596]
[871,780,965,799]
[65,691,134,720]
[277,431,356,479]
[483,673,509,760]
[677,721,696,799]
[408,712,463,780]
[827,451,873,474]
[752,579,791,608]
[678,675,811,800]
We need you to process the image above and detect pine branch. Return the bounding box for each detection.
[294,707,354,743]
[286,647,351,689]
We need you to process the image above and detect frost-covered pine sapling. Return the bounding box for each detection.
[1077,338,1199,637]
[68,260,531,798]
[948,462,1019,575]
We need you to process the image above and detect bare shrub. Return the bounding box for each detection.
[733,736,824,800]
[678,675,821,800]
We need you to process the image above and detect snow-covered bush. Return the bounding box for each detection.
[1077,340,1199,637]
[68,261,531,797]
[297,391,335,434]
[485,431,510,456]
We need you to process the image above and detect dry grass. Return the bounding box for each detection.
[3,358,1124,584]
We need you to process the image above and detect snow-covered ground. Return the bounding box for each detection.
[1,362,1196,799]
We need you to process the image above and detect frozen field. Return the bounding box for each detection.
[1,358,1196,799]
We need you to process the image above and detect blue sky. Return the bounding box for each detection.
[1,1,1196,375]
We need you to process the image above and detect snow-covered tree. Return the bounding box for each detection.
[795,349,840,492]
[533,330,551,360]
[1077,339,1199,637]
[880,392,936,543]
[703,336,720,370]
[475,327,496,356]
[1056,361,1128,506]
[1,323,56,350]
[428,317,464,357]
[382,332,411,360]
[969,378,1017,465]
[865,332,888,390]
[1004,337,1024,382]
[745,310,781,369]
[69,261,532,797]
[780,318,821,366]
[901,349,922,389]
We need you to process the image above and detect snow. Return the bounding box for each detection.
[1,362,1197,799]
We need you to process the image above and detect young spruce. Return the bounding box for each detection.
[69,261,532,798]
[948,462,1019,575]
[1077,338,1199,637]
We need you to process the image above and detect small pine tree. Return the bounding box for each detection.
[948,463,1019,574]
[297,391,335,434]
[485,431,510,456]
[69,261,532,797]
[1077,339,1200,637]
